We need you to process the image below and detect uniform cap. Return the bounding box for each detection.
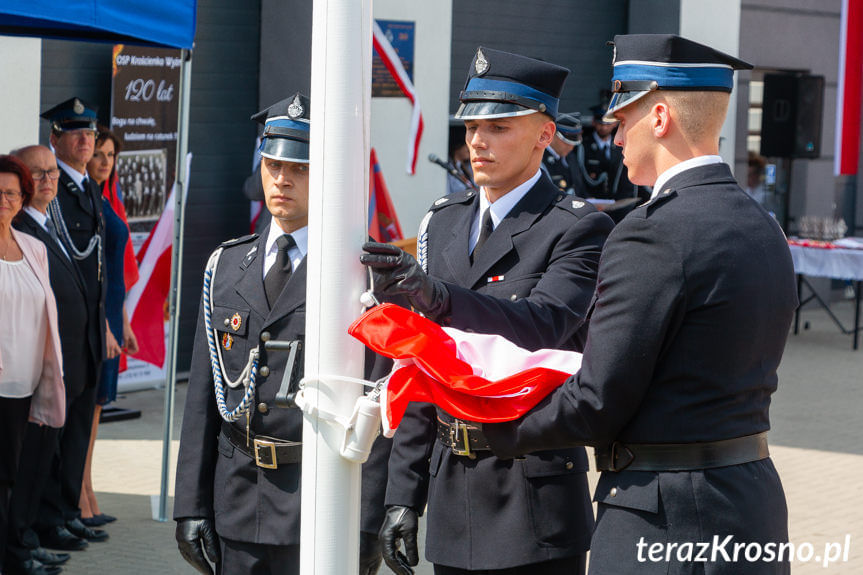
[555,113,582,145]
[456,47,569,120]
[251,92,311,163]
[605,34,752,121]
[40,97,98,132]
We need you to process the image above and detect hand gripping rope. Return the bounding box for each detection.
[203,247,260,423]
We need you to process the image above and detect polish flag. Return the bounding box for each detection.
[349,303,582,436]
[125,186,174,368]
[373,20,424,174]
[368,148,403,243]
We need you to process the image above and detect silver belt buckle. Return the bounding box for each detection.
[449,420,475,459]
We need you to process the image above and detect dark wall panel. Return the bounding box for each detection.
[450,0,628,117]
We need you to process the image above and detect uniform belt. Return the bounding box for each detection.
[436,417,491,459]
[594,432,769,472]
[221,422,301,469]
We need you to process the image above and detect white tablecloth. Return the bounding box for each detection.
[788,244,863,281]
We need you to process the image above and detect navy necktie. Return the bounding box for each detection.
[471,209,494,264]
[264,234,296,306]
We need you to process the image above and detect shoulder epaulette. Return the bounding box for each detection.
[220,233,259,248]
[554,194,598,217]
[428,188,477,211]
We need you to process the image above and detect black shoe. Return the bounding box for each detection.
[66,518,109,542]
[31,547,71,566]
[39,526,88,551]
[96,513,117,523]
[5,557,63,575]
[80,516,107,527]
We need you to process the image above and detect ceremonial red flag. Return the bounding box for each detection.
[368,148,403,243]
[349,303,581,436]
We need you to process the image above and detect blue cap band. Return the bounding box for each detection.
[265,117,310,134]
[463,77,559,118]
[613,63,734,91]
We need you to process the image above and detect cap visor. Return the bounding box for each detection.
[259,137,310,163]
[56,121,97,132]
[455,101,538,120]
[603,90,651,122]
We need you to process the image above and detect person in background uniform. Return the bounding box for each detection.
[35,98,108,551]
[484,34,797,575]
[541,112,587,197]
[362,47,614,575]
[445,124,475,195]
[0,155,66,575]
[8,146,81,575]
[173,93,390,575]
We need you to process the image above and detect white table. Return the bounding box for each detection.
[788,243,863,350]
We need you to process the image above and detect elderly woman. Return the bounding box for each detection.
[0,154,65,574]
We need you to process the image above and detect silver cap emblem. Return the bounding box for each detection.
[287,95,304,119]
[475,48,489,76]
[73,98,85,115]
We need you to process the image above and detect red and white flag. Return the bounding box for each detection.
[349,303,581,436]
[373,20,424,174]
[368,148,404,242]
[125,185,174,368]
[836,0,863,176]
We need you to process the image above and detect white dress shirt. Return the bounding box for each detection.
[56,158,89,191]
[469,169,542,254]
[262,222,308,280]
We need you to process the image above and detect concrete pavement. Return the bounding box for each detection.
[57,300,862,574]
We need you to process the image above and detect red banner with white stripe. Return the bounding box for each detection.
[836,0,863,175]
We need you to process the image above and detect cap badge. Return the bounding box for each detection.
[73,99,85,115]
[475,48,489,76]
[230,312,242,332]
[288,95,304,119]
[221,333,234,351]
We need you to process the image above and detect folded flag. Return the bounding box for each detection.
[348,303,582,436]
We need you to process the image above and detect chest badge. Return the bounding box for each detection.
[222,332,234,351]
[230,312,242,332]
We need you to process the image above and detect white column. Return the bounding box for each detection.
[680,0,743,172]
[302,0,372,572]
[0,36,41,152]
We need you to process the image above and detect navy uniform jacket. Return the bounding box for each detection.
[486,164,797,574]
[173,227,392,546]
[56,170,106,373]
[14,212,95,398]
[385,176,614,570]
[542,148,587,198]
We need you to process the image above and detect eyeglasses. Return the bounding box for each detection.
[32,169,61,181]
[0,190,23,201]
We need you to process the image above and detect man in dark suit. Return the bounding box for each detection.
[484,35,797,575]
[33,99,108,552]
[173,93,390,575]
[541,112,587,198]
[362,47,613,575]
[7,145,84,575]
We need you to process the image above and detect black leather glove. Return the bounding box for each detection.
[360,242,450,321]
[378,505,419,575]
[176,518,221,575]
[359,531,383,575]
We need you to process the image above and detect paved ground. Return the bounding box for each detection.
[57,301,862,574]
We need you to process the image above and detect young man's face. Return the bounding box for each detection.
[261,157,310,233]
[50,128,95,172]
[612,102,657,187]
[464,114,552,199]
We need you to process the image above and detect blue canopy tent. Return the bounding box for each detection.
[0,0,197,521]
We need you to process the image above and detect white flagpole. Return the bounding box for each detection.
[301,0,372,572]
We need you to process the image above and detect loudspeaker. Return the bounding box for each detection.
[760,73,824,158]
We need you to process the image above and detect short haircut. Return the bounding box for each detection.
[641,91,730,142]
[0,154,35,206]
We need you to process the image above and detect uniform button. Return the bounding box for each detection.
[75,222,81,228]
[610,487,618,497]
[259,366,270,377]
[565,461,574,470]
[257,402,268,414]
[223,318,230,327]
[510,294,517,301]
[261,331,271,342]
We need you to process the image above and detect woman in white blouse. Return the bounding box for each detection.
[0,155,65,575]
